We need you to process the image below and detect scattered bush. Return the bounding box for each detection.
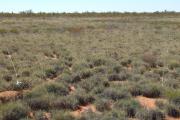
[45,83,69,96]
[168,60,180,70]
[101,109,126,120]
[164,89,180,105]
[3,75,12,82]
[108,72,128,81]
[71,74,81,83]
[22,71,31,77]
[95,99,113,112]
[27,98,51,111]
[76,94,95,105]
[142,52,157,68]
[136,109,165,120]
[2,103,28,120]
[10,29,19,34]
[0,29,8,34]
[167,104,180,118]
[101,88,130,101]
[144,72,161,81]
[121,59,132,67]
[90,58,106,67]
[129,85,143,96]
[52,111,74,120]
[142,84,162,98]
[53,96,79,110]
[116,99,140,118]
[45,69,57,79]
[12,80,31,91]
[113,65,123,73]
[80,69,93,79]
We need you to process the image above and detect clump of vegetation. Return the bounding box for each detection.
[136,109,165,120]
[27,97,51,111]
[95,99,113,112]
[168,60,180,70]
[45,82,69,96]
[108,72,129,81]
[1,102,28,120]
[52,96,79,110]
[116,99,141,118]
[0,13,179,120]
[3,75,12,82]
[142,52,157,68]
[101,88,130,101]
[167,104,180,118]
[142,84,162,98]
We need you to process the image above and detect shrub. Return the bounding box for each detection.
[10,29,19,34]
[59,73,72,83]
[52,111,74,120]
[90,58,106,67]
[3,75,12,82]
[129,85,143,96]
[116,99,140,118]
[45,83,69,96]
[22,71,30,77]
[2,103,28,120]
[121,59,132,67]
[113,65,124,73]
[95,99,113,112]
[168,60,180,70]
[76,94,95,105]
[27,98,51,111]
[108,72,128,81]
[12,80,31,91]
[155,100,167,110]
[142,52,157,68]
[71,74,81,83]
[0,29,8,34]
[136,109,165,120]
[45,69,57,79]
[34,111,45,120]
[93,66,107,74]
[80,69,93,79]
[167,104,180,118]
[101,88,130,101]
[164,89,180,105]
[101,109,126,120]
[53,96,79,110]
[144,72,161,81]
[142,84,162,98]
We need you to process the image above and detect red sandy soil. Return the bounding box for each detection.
[135,96,167,109]
[165,116,180,120]
[0,91,22,102]
[45,54,58,60]
[70,104,101,118]
[127,64,133,71]
[28,112,51,120]
[68,85,76,94]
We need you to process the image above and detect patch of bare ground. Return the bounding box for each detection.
[27,111,35,119]
[68,85,76,94]
[165,116,180,120]
[44,53,59,60]
[28,112,51,120]
[0,91,22,103]
[70,104,101,118]
[135,96,167,109]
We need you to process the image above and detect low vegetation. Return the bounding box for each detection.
[0,12,179,120]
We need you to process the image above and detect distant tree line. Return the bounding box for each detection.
[0,10,179,17]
